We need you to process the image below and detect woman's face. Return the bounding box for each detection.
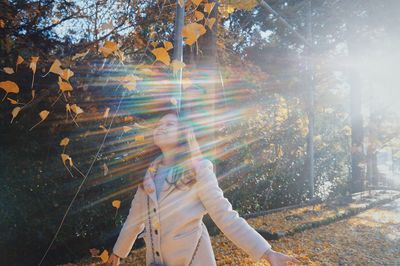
[153,113,180,149]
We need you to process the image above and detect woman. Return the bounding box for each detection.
[108,107,299,266]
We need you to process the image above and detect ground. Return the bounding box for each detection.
[61,191,400,266]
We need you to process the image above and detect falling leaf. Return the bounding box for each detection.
[151,47,170,65]
[150,41,158,48]
[170,59,186,75]
[103,107,110,118]
[204,2,216,13]
[99,40,118,57]
[103,163,109,176]
[191,0,202,6]
[170,97,178,106]
[123,126,133,132]
[7,97,18,104]
[16,56,24,64]
[60,68,74,81]
[114,49,125,62]
[182,23,206,45]
[40,110,49,120]
[163,41,173,51]
[72,49,90,61]
[30,110,50,131]
[218,4,236,18]
[0,81,20,101]
[99,250,109,263]
[61,153,73,167]
[135,135,145,141]
[0,19,5,28]
[70,104,84,115]
[112,200,120,209]
[60,137,70,146]
[10,107,21,123]
[195,11,204,21]
[3,67,14,74]
[29,56,39,74]
[177,0,185,7]
[58,77,73,92]
[48,59,63,76]
[99,125,107,131]
[205,17,216,29]
[116,75,142,91]
[29,56,39,89]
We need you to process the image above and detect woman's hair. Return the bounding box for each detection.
[153,108,204,191]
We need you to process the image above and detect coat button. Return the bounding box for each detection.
[156,251,160,256]
[155,229,158,235]
[153,208,156,212]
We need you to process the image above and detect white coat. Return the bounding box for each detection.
[112,155,272,266]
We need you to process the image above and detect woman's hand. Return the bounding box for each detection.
[107,253,121,266]
[261,248,300,266]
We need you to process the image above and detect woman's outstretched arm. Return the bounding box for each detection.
[112,185,146,259]
[195,159,299,265]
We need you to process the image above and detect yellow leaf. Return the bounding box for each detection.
[66,103,71,112]
[16,55,24,65]
[123,126,133,132]
[163,41,173,51]
[151,47,170,66]
[205,17,216,29]
[99,40,118,57]
[58,77,73,92]
[48,59,63,75]
[60,68,74,81]
[170,59,186,75]
[0,81,20,95]
[150,41,158,48]
[204,2,215,14]
[72,49,90,61]
[103,107,110,118]
[135,135,145,141]
[191,0,202,6]
[117,75,142,91]
[218,4,236,18]
[115,49,125,62]
[3,67,14,74]
[0,19,5,28]
[112,200,121,209]
[29,56,39,74]
[10,107,21,123]
[70,104,84,115]
[39,110,50,121]
[60,137,70,146]
[194,11,204,21]
[182,23,206,45]
[99,250,109,263]
[61,153,73,167]
[7,97,18,104]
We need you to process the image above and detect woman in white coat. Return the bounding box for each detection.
[108,108,299,266]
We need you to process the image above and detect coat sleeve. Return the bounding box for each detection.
[112,185,146,259]
[195,159,272,262]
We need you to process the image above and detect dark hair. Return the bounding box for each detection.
[152,109,203,191]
